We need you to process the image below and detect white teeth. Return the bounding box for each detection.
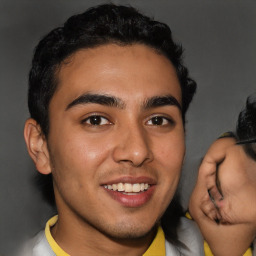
[133,183,141,192]
[104,182,150,193]
[124,183,133,192]
[117,183,124,191]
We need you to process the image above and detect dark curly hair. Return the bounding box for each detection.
[236,94,256,160]
[28,3,196,136]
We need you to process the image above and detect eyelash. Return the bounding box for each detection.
[81,114,174,127]
[146,116,174,126]
[81,115,112,126]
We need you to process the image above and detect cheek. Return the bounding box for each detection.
[49,131,110,181]
[155,133,185,167]
[153,134,185,187]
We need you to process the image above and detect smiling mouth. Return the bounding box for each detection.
[103,183,150,194]
[102,180,155,207]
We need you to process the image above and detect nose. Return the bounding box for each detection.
[112,125,153,167]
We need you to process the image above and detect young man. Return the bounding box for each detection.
[189,95,256,256]
[23,4,204,256]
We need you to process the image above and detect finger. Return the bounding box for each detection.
[197,137,236,188]
[189,138,236,221]
[209,186,223,205]
[201,197,221,221]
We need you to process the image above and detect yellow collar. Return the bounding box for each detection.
[45,215,166,256]
[142,226,166,256]
[45,216,70,256]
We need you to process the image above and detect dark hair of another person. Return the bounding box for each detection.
[28,4,196,136]
[236,94,256,160]
[30,4,195,249]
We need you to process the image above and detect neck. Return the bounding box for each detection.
[51,213,156,256]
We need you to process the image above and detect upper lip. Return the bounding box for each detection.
[100,176,157,185]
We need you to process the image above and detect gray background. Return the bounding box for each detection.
[0,0,255,254]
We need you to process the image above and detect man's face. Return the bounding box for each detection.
[47,44,185,239]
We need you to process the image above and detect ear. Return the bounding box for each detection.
[24,118,51,175]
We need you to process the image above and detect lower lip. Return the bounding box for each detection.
[103,186,155,208]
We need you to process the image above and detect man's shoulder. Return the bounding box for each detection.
[165,217,205,256]
[17,231,54,256]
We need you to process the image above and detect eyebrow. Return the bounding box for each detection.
[66,93,181,111]
[66,93,125,110]
[143,95,182,111]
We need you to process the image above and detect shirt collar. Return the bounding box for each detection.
[143,226,166,256]
[45,215,70,256]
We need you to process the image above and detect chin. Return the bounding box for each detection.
[97,220,158,240]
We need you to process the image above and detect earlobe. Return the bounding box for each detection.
[24,118,52,175]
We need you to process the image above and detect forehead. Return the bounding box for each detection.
[52,44,182,107]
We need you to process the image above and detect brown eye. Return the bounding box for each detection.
[147,116,172,126]
[151,116,164,125]
[84,115,110,126]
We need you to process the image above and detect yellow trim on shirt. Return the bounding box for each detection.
[45,216,70,256]
[45,216,166,256]
[244,248,253,256]
[143,226,166,256]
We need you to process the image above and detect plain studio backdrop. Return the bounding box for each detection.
[0,0,255,254]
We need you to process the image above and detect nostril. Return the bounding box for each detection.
[112,140,153,166]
